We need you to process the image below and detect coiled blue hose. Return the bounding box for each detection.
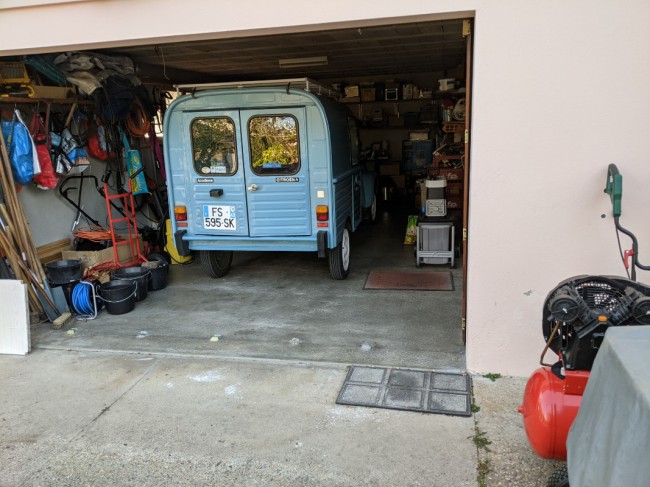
[71,281,95,316]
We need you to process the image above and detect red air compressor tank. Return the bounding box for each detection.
[518,367,589,460]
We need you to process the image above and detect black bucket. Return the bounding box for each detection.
[145,262,169,291]
[147,253,171,273]
[99,280,136,315]
[46,259,82,285]
[111,266,150,302]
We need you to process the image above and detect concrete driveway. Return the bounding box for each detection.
[0,350,477,486]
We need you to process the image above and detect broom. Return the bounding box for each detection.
[0,119,59,319]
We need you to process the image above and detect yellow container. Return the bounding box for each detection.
[0,62,30,84]
[164,219,192,264]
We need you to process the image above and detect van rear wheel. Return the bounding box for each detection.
[200,250,233,278]
[329,226,351,280]
[369,195,377,223]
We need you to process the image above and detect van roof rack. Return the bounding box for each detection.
[175,78,338,98]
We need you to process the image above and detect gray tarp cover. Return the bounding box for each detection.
[567,326,650,487]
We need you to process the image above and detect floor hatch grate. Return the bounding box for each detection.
[336,366,472,417]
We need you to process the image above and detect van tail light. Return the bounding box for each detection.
[316,205,329,228]
[174,205,188,227]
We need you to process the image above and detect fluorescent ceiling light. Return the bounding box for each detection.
[279,56,328,68]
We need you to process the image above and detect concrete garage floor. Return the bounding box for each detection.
[1,209,563,486]
[33,209,466,371]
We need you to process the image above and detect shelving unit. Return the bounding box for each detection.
[0,96,91,105]
[428,89,466,212]
[341,84,467,215]
[342,98,436,130]
[433,156,464,210]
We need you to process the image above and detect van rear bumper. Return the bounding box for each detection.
[184,235,322,253]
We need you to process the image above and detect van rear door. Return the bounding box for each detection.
[184,107,310,238]
[240,108,310,237]
[184,111,249,237]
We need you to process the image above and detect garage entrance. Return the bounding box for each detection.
[3,15,472,370]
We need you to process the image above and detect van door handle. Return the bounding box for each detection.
[210,189,224,197]
[247,184,258,192]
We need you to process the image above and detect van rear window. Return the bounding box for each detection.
[248,115,300,175]
[191,117,237,176]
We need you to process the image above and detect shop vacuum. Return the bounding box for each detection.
[518,164,650,486]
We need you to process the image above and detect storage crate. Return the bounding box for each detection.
[417,223,452,265]
[61,235,143,269]
[439,168,463,181]
[447,195,463,209]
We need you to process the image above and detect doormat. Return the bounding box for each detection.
[364,271,454,291]
[336,366,472,417]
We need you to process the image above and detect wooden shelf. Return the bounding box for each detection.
[340,98,434,105]
[0,96,92,105]
[435,90,466,98]
[360,125,435,131]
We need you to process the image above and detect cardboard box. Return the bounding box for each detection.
[409,131,430,141]
[29,85,76,99]
[379,163,401,176]
[344,85,359,97]
[403,83,415,100]
[62,235,143,269]
[360,86,376,102]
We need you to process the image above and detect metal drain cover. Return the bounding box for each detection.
[336,366,472,417]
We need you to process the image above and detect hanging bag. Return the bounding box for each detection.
[1,110,36,185]
[29,108,58,189]
[14,109,41,178]
[148,124,166,182]
[87,116,116,161]
[120,129,149,195]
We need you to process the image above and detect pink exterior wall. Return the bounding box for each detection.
[2,0,650,376]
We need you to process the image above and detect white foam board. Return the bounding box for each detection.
[0,280,30,355]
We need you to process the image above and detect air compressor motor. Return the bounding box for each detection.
[519,275,650,461]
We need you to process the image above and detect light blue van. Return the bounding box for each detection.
[163,79,376,279]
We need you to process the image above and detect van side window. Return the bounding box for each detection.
[190,117,237,176]
[248,115,300,175]
[347,116,360,167]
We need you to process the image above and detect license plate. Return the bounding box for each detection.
[203,205,237,230]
